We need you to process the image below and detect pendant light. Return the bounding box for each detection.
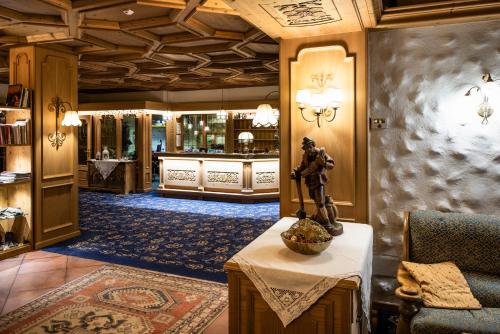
[217,88,228,120]
[163,90,173,121]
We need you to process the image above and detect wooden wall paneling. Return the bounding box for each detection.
[34,46,79,249]
[166,118,176,152]
[40,53,76,180]
[136,113,152,192]
[225,112,234,153]
[279,32,367,224]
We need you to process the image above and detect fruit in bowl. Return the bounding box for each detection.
[281,218,333,255]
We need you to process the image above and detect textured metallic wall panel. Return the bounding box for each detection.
[368,20,500,297]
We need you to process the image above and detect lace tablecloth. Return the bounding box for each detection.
[92,159,120,180]
[231,217,373,333]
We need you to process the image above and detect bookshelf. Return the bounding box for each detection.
[0,101,32,260]
[233,118,279,153]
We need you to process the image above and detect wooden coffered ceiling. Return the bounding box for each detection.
[1,0,499,92]
[0,0,279,92]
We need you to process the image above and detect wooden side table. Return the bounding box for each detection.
[224,260,361,334]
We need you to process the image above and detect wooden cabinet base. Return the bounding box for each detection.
[227,268,361,334]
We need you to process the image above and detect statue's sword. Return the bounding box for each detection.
[295,174,307,219]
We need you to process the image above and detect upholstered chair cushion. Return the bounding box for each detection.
[402,261,481,309]
[411,307,500,334]
[463,271,500,308]
[408,210,500,275]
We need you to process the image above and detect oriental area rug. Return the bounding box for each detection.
[46,190,279,282]
[0,265,228,334]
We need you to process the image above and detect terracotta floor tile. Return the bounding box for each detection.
[0,266,20,296]
[1,288,53,315]
[0,259,22,272]
[18,255,68,274]
[67,256,105,269]
[24,250,62,260]
[203,308,228,334]
[65,265,104,283]
[10,270,66,293]
[1,254,25,262]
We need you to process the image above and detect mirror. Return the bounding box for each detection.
[122,115,136,159]
[100,115,117,158]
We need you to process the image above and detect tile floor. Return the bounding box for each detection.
[0,251,228,334]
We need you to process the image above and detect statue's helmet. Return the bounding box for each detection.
[301,137,315,149]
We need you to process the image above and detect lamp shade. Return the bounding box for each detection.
[295,89,311,104]
[61,110,82,127]
[252,103,278,127]
[217,109,228,120]
[163,110,173,121]
[238,131,254,143]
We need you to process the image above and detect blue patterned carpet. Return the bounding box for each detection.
[45,190,279,282]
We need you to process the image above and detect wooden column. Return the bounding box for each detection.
[10,45,80,249]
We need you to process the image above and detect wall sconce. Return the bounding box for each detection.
[465,73,499,124]
[48,96,81,150]
[238,131,254,153]
[295,73,343,128]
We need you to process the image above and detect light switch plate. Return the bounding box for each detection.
[370,118,387,129]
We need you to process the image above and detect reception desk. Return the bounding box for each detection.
[156,152,279,202]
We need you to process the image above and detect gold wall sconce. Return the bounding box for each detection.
[465,73,499,124]
[48,96,81,150]
[295,73,343,128]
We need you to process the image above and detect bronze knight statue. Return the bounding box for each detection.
[291,137,343,236]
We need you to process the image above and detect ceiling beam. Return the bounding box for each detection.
[0,5,65,26]
[80,19,121,30]
[37,0,72,10]
[159,42,233,54]
[120,15,175,30]
[72,0,135,12]
[0,35,28,43]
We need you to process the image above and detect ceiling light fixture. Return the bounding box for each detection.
[253,91,279,128]
[217,88,228,120]
[163,91,173,121]
[122,9,135,16]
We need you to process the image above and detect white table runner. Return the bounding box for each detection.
[231,217,372,333]
[92,159,120,180]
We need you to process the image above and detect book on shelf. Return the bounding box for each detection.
[0,119,30,145]
[19,88,31,108]
[5,85,22,107]
[0,171,31,183]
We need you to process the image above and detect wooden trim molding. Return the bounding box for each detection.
[377,0,500,29]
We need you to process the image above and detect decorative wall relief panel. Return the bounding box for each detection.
[162,159,200,188]
[368,20,500,299]
[260,0,341,27]
[256,172,275,184]
[166,170,197,182]
[203,160,243,190]
[207,171,239,184]
[252,160,280,190]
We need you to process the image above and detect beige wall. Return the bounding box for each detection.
[368,19,500,298]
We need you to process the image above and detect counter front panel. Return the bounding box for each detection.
[157,153,279,202]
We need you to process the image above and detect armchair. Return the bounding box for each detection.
[396,210,500,334]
